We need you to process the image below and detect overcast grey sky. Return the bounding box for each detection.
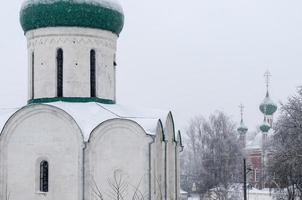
[0,0,302,132]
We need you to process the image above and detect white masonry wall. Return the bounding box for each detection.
[85,119,153,200]
[176,133,182,200]
[152,122,165,200]
[165,113,177,200]
[0,104,84,200]
[26,27,118,101]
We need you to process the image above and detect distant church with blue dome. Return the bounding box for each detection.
[0,1,183,200]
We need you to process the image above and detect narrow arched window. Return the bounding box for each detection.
[90,49,96,97]
[57,48,63,97]
[31,52,35,99]
[40,161,49,192]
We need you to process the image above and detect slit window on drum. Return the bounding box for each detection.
[57,48,63,97]
[90,49,96,97]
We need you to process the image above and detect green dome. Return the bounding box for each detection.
[237,120,248,134]
[20,0,124,35]
[259,92,277,115]
[259,121,270,133]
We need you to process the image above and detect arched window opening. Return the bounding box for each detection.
[40,161,49,192]
[31,52,35,99]
[57,48,63,97]
[90,49,96,97]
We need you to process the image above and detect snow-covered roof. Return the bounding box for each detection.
[49,102,169,140]
[188,194,200,200]
[0,108,20,131]
[180,189,188,194]
[246,128,274,150]
[246,132,262,150]
[0,102,172,142]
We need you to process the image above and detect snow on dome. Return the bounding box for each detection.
[21,0,123,13]
[237,120,248,134]
[20,0,124,34]
[259,121,271,133]
[259,92,277,115]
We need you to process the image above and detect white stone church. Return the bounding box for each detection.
[0,0,183,199]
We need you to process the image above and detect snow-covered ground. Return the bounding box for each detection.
[248,188,273,200]
[188,194,200,200]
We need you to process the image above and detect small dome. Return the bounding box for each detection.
[259,121,270,133]
[259,92,277,115]
[237,120,248,134]
[20,0,124,35]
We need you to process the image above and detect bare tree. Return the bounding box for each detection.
[106,170,128,200]
[91,176,105,200]
[181,112,243,199]
[129,177,147,200]
[91,170,148,200]
[267,87,302,200]
[154,174,163,200]
[204,184,242,200]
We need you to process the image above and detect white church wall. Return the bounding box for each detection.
[176,131,183,200]
[29,40,57,98]
[26,27,117,101]
[151,121,165,200]
[165,112,177,200]
[1,1,182,200]
[97,50,116,100]
[0,104,84,200]
[85,119,153,200]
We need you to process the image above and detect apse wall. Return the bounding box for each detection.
[0,105,84,200]
[85,119,153,200]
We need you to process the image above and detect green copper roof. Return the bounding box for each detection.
[259,92,277,115]
[237,120,248,134]
[20,0,124,35]
[259,121,270,133]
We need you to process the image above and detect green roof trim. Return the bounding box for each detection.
[28,97,115,104]
[20,0,124,34]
